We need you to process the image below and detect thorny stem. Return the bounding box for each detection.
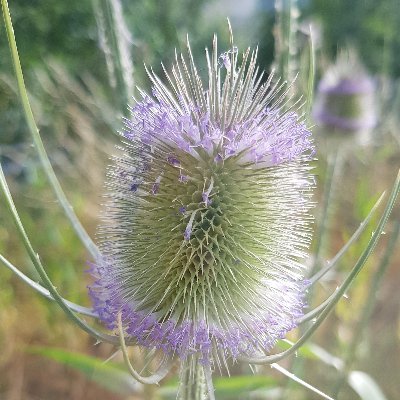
[297,187,385,325]
[284,191,384,398]
[178,356,209,400]
[0,254,97,318]
[309,191,385,286]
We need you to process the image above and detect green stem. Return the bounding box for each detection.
[0,254,97,317]
[1,0,99,259]
[274,0,299,83]
[179,356,208,400]
[93,0,133,112]
[309,186,385,286]
[305,25,315,123]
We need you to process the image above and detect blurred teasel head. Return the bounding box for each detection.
[88,33,315,370]
[313,50,377,136]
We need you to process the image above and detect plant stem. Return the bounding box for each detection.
[274,0,299,84]
[179,356,208,400]
[92,0,134,112]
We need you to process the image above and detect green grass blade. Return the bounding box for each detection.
[28,346,140,396]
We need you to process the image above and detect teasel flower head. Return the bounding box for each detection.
[313,51,377,133]
[88,34,315,370]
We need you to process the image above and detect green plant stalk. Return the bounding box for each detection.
[274,0,299,83]
[178,357,209,400]
[1,0,99,259]
[332,220,400,398]
[96,0,132,111]
[305,25,315,123]
[239,169,400,365]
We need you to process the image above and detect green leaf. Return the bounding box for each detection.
[348,371,388,400]
[214,374,277,398]
[28,346,140,396]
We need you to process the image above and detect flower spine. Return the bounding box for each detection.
[89,35,314,370]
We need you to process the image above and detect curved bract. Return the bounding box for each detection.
[89,34,314,367]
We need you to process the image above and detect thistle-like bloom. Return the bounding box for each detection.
[313,51,376,132]
[89,36,314,369]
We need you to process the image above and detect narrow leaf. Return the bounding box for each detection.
[28,346,140,396]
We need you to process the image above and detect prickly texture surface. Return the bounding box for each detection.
[89,36,314,367]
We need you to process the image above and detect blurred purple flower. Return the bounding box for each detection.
[313,52,377,132]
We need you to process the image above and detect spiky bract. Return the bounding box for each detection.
[89,35,314,367]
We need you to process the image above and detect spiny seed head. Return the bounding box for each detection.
[89,34,314,367]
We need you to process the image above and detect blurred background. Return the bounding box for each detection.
[0,0,399,399]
